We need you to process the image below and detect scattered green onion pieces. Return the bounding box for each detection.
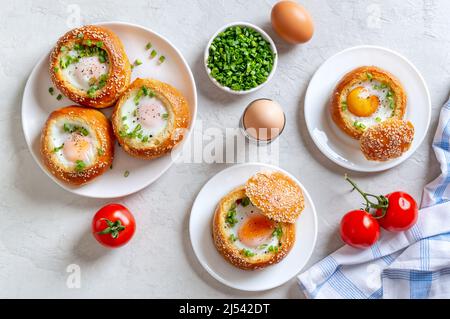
[225,208,238,227]
[134,59,143,66]
[56,94,63,101]
[158,55,166,64]
[207,25,275,91]
[75,160,86,172]
[53,144,64,153]
[366,72,373,80]
[267,245,279,253]
[272,224,283,240]
[145,42,152,50]
[77,32,84,39]
[353,121,366,130]
[96,41,104,48]
[162,113,169,120]
[53,67,59,73]
[48,87,54,96]
[229,234,238,242]
[97,148,104,156]
[124,170,130,177]
[63,123,89,136]
[241,249,256,257]
[341,101,347,111]
[375,117,382,123]
[258,244,268,250]
[241,197,251,207]
[141,135,149,143]
[150,50,157,58]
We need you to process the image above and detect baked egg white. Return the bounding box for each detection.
[118,87,169,142]
[341,79,395,131]
[224,197,282,257]
[50,119,100,170]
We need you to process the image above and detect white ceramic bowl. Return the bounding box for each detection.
[204,22,278,95]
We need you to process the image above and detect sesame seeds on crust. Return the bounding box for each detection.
[40,105,114,185]
[245,171,305,224]
[49,25,131,109]
[360,118,414,161]
[212,186,296,270]
[111,78,190,160]
[330,66,407,139]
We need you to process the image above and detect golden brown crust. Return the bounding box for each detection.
[360,118,414,161]
[330,66,407,139]
[245,171,304,223]
[212,186,295,270]
[111,78,190,160]
[49,25,131,108]
[40,105,114,185]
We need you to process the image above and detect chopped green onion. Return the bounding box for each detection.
[366,72,373,80]
[272,224,283,240]
[53,144,64,153]
[241,249,256,257]
[56,94,63,101]
[97,148,104,156]
[75,160,86,172]
[207,25,274,91]
[77,32,84,39]
[341,101,347,111]
[145,42,152,50]
[48,87,54,95]
[150,50,157,58]
[96,41,104,48]
[225,209,238,227]
[158,55,166,64]
[229,234,238,242]
[241,196,250,207]
[161,113,169,120]
[375,117,382,123]
[134,59,143,66]
[124,170,130,177]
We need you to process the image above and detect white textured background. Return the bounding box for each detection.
[0,0,447,298]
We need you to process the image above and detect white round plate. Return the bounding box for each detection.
[189,163,318,291]
[304,45,431,172]
[22,21,197,198]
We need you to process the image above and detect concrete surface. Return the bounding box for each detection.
[0,0,447,298]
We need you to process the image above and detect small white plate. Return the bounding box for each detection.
[22,21,197,198]
[189,163,318,291]
[204,22,278,95]
[304,45,431,172]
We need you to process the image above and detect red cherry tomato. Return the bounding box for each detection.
[340,210,380,249]
[92,204,136,248]
[376,192,418,232]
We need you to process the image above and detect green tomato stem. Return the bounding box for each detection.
[344,174,389,218]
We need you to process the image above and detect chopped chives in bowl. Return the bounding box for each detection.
[206,25,275,92]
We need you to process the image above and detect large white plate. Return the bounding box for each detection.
[22,21,197,198]
[189,163,318,291]
[304,45,431,172]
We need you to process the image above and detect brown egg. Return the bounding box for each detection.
[243,99,285,141]
[271,1,314,44]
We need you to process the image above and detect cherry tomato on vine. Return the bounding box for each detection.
[340,210,380,248]
[92,204,136,248]
[376,192,418,232]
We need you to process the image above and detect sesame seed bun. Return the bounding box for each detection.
[360,118,414,161]
[245,171,305,223]
[212,186,296,270]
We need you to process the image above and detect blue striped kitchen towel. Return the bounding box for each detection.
[298,98,450,299]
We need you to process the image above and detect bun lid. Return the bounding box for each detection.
[244,171,304,223]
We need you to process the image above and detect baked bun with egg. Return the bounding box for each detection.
[40,106,114,185]
[331,66,406,139]
[49,25,131,108]
[360,118,414,161]
[212,171,304,270]
[111,78,190,159]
